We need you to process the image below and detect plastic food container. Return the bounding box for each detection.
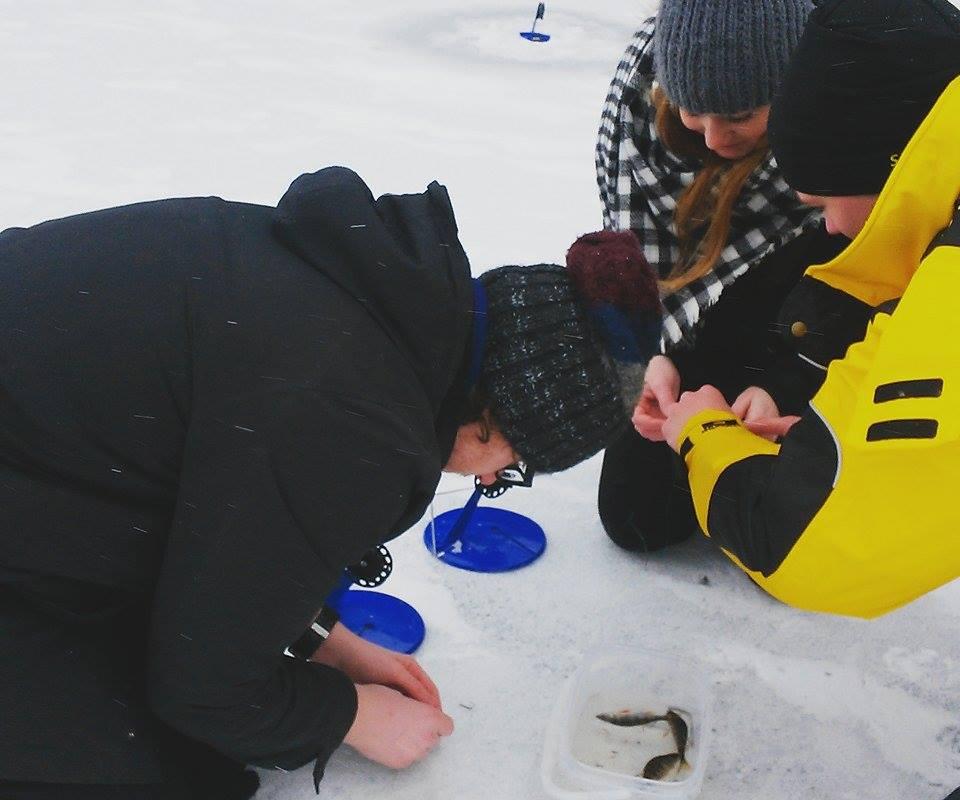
[541,647,712,800]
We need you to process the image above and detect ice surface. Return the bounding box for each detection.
[1,2,959,799]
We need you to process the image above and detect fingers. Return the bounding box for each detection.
[732,387,780,423]
[633,414,667,441]
[730,393,750,419]
[649,381,678,412]
[345,685,454,770]
[637,358,679,421]
[376,654,441,709]
[394,708,453,769]
[633,392,668,441]
[384,667,429,705]
[634,389,658,416]
[435,709,454,737]
[677,385,727,407]
[399,658,442,709]
[645,377,678,411]
[645,357,680,405]
[744,416,801,440]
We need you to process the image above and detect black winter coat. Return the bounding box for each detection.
[668,224,860,411]
[0,168,474,786]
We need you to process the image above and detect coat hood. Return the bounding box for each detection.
[273,167,474,413]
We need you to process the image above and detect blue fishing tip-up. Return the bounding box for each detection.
[335,590,426,655]
[520,2,550,42]
[424,486,547,573]
[326,549,426,654]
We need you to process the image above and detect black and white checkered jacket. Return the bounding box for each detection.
[596,18,821,348]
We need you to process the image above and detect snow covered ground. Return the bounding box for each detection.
[1,2,958,799]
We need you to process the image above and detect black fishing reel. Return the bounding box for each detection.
[345,544,393,588]
[476,475,509,498]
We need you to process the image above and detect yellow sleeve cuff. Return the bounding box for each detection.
[678,410,781,535]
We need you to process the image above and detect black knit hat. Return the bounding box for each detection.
[768,0,960,196]
[478,232,662,474]
[654,0,811,114]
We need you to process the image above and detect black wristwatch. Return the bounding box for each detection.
[286,604,340,660]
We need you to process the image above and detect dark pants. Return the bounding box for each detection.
[0,783,167,799]
[0,768,260,800]
[0,580,261,800]
[597,427,699,552]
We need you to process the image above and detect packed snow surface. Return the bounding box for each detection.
[1,2,958,799]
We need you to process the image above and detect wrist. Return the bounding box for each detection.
[676,410,742,460]
[343,684,371,747]
[288,604,340,661]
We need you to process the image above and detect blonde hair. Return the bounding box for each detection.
[651,86,769,292]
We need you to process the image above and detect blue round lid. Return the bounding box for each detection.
[334,589,426,654]
[424,506,547,572]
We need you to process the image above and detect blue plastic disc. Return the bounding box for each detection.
[335,590,426,654]
[520,31,551,42]
[424,506,547,573]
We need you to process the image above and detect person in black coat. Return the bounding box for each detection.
[0,167,648,799]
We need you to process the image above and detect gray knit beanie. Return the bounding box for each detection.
[654,0,813,114]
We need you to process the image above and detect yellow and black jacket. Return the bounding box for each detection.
[678,77,960,619]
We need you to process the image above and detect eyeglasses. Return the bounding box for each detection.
[478,460,534,497]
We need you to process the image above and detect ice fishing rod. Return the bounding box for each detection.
[430,462,534,554]
[520,2,550,42]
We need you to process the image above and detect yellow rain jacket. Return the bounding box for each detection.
[677,77,960,618]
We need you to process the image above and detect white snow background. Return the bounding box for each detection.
[1,2,959,799]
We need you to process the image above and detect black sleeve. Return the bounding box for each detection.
[147,389,431,773]
[758,274,878,414]
[702,411,837,575]
[752,350,830,417]
[668,225,849,408]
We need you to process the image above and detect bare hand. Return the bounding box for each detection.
[631,356,680,441]
[731,386,779,424]
[311,624,441,709]
[744,415,801,441]
[662,385,732,452]
[343,684,454,769]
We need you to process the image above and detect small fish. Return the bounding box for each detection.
[665,709,688,756]
[596,711,667,727]
[642,752,683,780]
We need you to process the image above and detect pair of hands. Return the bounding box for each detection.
[633,356,800,449]
[311,623,453,769]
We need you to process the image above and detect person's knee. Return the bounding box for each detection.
[598,492,653,552]
[597,440,698,553]
[599,497,697,552]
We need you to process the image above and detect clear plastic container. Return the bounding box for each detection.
[542,647,712,800]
